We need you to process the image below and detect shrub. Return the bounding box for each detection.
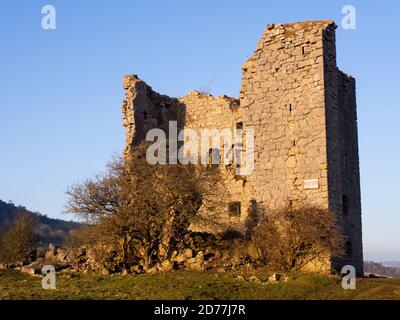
[65,144,223,270]
[0,212,38,264]
[250,206,344,272]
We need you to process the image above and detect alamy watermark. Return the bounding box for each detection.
[41,265,56,289]
[341,5,356,30]
[40,5,357,31]
[145,121,255,176]
[341,265,356,289]
[41,5,56,30]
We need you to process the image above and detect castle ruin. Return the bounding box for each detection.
[121,20,363,275]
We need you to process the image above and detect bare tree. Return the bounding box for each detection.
[250,205,344,272]
[198,79,215,95]
[65,143,222,270]
[0,212,38,264]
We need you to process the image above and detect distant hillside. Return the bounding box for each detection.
[0,200,80,247]
[383,261,400,268]
[364,261,400,278]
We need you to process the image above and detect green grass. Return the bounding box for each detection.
[1,269,399,300]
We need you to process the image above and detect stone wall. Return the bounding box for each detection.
[323,25,363,274]
[122,75,183,158]
[239,21,330,212]
[122,75,254,232]
[121,20,363,274]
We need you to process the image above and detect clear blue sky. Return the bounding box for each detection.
[0,0,399,261]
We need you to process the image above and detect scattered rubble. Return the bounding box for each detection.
[3,243,290,285]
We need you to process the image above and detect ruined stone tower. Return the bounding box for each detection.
[122,20,363,275]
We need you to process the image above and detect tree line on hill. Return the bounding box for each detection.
[0,199,79,248]
[364,261,400,278]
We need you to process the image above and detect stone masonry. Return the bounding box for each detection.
[121,20,363,275]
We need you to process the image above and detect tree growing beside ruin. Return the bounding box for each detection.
[250,206,344,272]
[0,212,38,264]
[65,143,223,271]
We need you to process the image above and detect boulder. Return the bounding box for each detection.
[130,265,142,274]
[45,244,59,260]
[185,257,205,272]
[235,275,245,281]
[20,263,41,276]
[268,273,282,282]
[249,276,262,284]
[174,248,194,265]
[55,263,71,272]
[175,254,188,264]
[186,257,197,265]
[171,251,178,260]
[56,248,69,263]
[146,266,158,274]
[183,248,193,259]
[159,260,174,272]
[196,251,204,261]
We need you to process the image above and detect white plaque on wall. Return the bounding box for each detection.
[304,178,319,189]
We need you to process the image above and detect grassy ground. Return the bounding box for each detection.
[1,269,400,300]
